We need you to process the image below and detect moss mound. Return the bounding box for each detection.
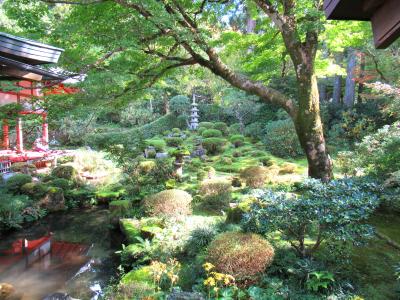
[207,232,274,284]
[202,129,223,138]
[51,165,78,180]
[240,166,269,188]
[143,189,192,218]
[5,174,33,193]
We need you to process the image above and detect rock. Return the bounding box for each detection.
[39,187,66,212]
[167,290,204,300]
[384,171,400,188]
[42,293,77,300]
[156,152,168,159]
[0,283,22,300]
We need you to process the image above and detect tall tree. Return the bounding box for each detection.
[16,0,336,180]
[344,48,357,108]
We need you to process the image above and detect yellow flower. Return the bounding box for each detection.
[212,272,224,281]
[203,277,216,287]
[203,262,215,272]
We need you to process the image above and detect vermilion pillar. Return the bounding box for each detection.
[42,113,49,145]
[2,119,9,150]
[16,117,23,153]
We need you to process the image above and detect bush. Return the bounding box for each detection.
[185,227,217,256]
[207,232,274,284]
[21,183,49,198]
[221,157,233,165]
[231,177,242,187]
[170,95,190,115]
[10,162,37,174]
[138,160,156,174]
[262,119,303,158]
[232,150,242,158]
[199,179,232,211]
[199,122,214,129]
[142,189,192,218]
[259,156,273,167]
[51,165,78,180]
[279,163,297,174]
[47,178,73,191]
[0,192,32,230]
[230,134,245,148]
[5,174,33,193]
[243,178,380,257]
[213,122,228,135]
[202,129,223,138]
[145,139,166,152]
[165,136,184,147]
[229,123,241,134]
[244,122,264,140]
[240,166,269,188]
[203,138,227,155]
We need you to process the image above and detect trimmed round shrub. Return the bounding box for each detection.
[207,232,274,284]
[279,163,297,174]
[185,227,216,256]
[202,129,223,138]
[142,189,192,218]
[221,157,233,165]
[232,150,242,158]
[139,160,157,174]
[165,136,184,147]
[145,139,166,152]
[230,134,245,148]
[10,162,37,174]
[47,178,73,191]
[5,174,33,193]
[199,122,214,129]
[259,156,273,167]
[200,178,232,211]
[21,182,49,198]
[51,165,78,180]
[203,138,227,155]
[263,119,303,158]
[171,128,181,134]
[240,166,269,188]
[229,123,241,135]
[213,122,228,135]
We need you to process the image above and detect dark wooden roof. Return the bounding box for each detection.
[324,0,400,48]
[0,32,64,65]
[0,55,67,81]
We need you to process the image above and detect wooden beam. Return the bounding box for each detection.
[371,0,400,48]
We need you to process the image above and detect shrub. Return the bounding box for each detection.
[207,232,274,284]
[231,177,242,187]
[202,129,223,138]
[138,160,156,174]
[213,122,228,135]
[259,156,273,167]
[185,227,217,256]
[230,134,245,148]
[142,189,192,218]
[145,139,166,152]
[200,179,232,211]
[221,157,233,165]
[21,183,49,198]
[5,174,33,193]
[10,162,37,174]
[0,192,32,230]
[203,138,227,155]
[47,178,73,191]
[171,127,181,134]
[279,163,297,174]
[262,119,303,158]
[229,123,241,134]
[199,122,214,129]
[244,122,264,140]
[197,170,207,181]
[232,150,242,158]
[243,178,380,257]
[51,165,78,180]
[240,166,269,188]
[170,95,191,115]
[165,136,184,147]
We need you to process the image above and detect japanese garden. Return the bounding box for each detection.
[0,0,399,299]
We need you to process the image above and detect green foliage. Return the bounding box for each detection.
[263,119,303,158]
[47,178,73,191]
[229,134,245,148]
[198,122,214,129]
[51,165,78,180]
[10,162,37,174]
[305,271,335,292]
[240,166,269,188]
[5,174,33,194]
[143,189,192,218]
[21,183,49,199]
[243,178,380,257]
[207,232,275,284]
[199,179,232,212]
[229,123,241,135]
[145,139,166,152]
[213,122,228,135]
[185,227,217,256]
[165,136,184,147]
[170,95,190,115]
[202,129,223,138]
[202,137,227,155]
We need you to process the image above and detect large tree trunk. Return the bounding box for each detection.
[344,49,357,108]
[295,74,333,182]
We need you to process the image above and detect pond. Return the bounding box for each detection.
[0,207,122,300]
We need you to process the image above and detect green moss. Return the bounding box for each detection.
[5,174,33,193]
[121,266,154,285]
[145,138,166,152]
[51,165,78,180]
[120,218,142,243]
[47,178,73,191]
[95,190,121,202]
[21,182,49,198]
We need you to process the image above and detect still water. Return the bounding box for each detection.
[0,208,121,300]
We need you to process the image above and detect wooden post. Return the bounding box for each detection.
[16,117,23,153]
[42,113,49,145]
[2,119,9,150]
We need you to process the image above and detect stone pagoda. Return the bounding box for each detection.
[189,94,199,130]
